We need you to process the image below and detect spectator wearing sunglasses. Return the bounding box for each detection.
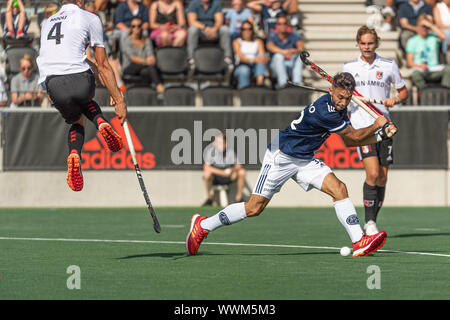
[232,20,267,88]
[266,15,304,88]
[10,54,44,107]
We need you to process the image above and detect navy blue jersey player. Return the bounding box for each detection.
[186,72,397,257]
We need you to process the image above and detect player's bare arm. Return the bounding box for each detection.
[93,46,127,124]
[338,116,396,147]
[383,86,408,108]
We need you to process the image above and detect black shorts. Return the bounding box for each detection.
[356,138,394,166]
[45,70,96,124]
[213,174,233,185]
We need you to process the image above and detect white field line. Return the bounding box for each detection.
[0,236,449,258]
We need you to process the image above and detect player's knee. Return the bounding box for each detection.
[238,168,246,178]
[334,181,349,200]
[203,169,213,181]
[366,170,379,184]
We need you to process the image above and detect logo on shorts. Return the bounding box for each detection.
[362,146,370,154]
[219,212,231,225]
[346,214,360,225]
[376,71,384,80]
[82,117,156,170]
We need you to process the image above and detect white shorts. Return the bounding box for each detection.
[252,149,332,199]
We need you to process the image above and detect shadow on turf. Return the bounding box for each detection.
[390,232,450,239]
[116,251,338,260]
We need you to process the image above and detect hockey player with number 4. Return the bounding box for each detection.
[186,72,397,257]
[342,26,408,235]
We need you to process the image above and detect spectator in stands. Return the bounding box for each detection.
[225,0,254,41]
[114,0,150,43]
[406,14,450,90]
[10,54,44,107]
[266,15,304,88]
[149,0,187,47]
[4,0,29,39]
[247,0,298,37]
[433,0,450,60]
[0,73,7,107]
[232,20,267,88]
[121,17,165,99]
[186,0,232,68]
[202,132,247,206]
[398,0,433,51]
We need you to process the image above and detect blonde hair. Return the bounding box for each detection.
[356,25,380,45]
[20,54,34,69]
[44,3,59,17]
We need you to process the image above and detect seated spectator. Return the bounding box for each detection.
[10,54,44,107]
[202,132,247,206]
[186,0,232,68]
[121,17,165,99]
[4,0,29,39]
[266,15,304,88]
[365,1,396,31]
[247,0,298,37]
[406,14,450,90]
[149,0,187,47]
[398,0,433,51]
[0,72,7,107]
[233,20,267,88]
[433,0,450,60]
[113,0,150,43]
[225,0,254,41]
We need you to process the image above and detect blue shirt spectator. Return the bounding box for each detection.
[225,0,253,40]
[398,0,434,50]
[267,31,302,57]
[187,0,223,27]
[114,0,149,30]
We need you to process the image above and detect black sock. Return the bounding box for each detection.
[363,182,378,223]
[68,123,85,155]
[375,186,386,217]
[82,100,105,129]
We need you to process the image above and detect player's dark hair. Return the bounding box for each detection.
[332,72,356,93]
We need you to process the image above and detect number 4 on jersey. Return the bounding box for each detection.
[47,22,64,45]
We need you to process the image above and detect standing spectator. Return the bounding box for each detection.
[121,17,165,99]
[398,0,433,51]
[202,132,247,206]
[406,14,450,90]
[225,0,254,41]
[266,15,304,88]
[149,0,187,47]
[433,0,450,61]
[186,0,232,68]
[113,0,150,43]
[232,20,267,88]
[247,0,298,37]
[4,0,29,39]
[10,54,44,107]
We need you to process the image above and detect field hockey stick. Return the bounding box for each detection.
[287,81,386,104]
[299,51,397,136]
[123,120,161,233]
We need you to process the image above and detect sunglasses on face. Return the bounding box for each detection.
[276,22,288,25]
[241,27,252,31]
[21,66,32,71]
[131,24,142,29]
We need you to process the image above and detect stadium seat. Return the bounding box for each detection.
[277,86,311,106]
[420,87,450,106]
[193,47,226,85]
[239,86,277,106]
[4,46,38,78]
[125,87,158,106]
[156,47,188,84]
[163,86,195,106]
[201,86,234,106]
[93,87,110,107]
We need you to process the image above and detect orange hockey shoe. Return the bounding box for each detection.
[352,231,387,257]
[99,122,123,152]
[67,152,83,192]
[186,214,209,255]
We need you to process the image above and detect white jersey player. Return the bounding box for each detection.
[342,25,408,235]
[36,0,127,192]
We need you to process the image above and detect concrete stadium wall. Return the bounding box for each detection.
[0,169,447,207]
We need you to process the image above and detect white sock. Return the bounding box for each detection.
[200,202,247,232]
[333,198,364,243]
